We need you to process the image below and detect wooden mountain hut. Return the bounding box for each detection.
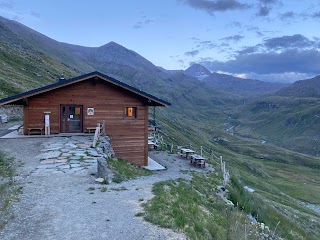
[0,71,170,166]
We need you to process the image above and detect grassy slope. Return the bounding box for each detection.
[230,96,320,156]
[0,20,81,98]
[153,108,320,239]
[0,39,79,98]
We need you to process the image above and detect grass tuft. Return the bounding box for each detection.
[0,151,20,231]
[107,158,151,183]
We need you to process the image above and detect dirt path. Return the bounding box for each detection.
[0,136,211,240]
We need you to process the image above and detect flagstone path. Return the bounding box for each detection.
[32,136,99,176]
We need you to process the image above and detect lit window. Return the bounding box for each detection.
[125,107,137,118]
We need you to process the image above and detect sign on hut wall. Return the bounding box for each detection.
[87,108,94,116]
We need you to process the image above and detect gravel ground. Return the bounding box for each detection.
[0,131,213,240]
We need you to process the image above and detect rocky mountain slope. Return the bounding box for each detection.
[202,71,289,97]
[275,75,320,98]
[184,63,211,80]
[183,63,288,97]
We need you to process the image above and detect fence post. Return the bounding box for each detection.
[220,156,229,188]
[92,123,101,147]
[102,120,106,135]
[171,143,173,153]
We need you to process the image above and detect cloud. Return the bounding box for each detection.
[133,16,154,29]
[229,21,242,28]
[312,11,320,18]
[220,34,244,43]
[31,11,40,18]
[246,72,315,83]
[193,34,320,82]
[199,49,320,75]
[189,39,217,54]
[263,34,315,50]
[197,40,217,49]
[0,0,40,22]
[246,26,264,37]
[257,6,271,16]
[185,50,200,57]
[279,11,296,20]
[0,0,13,9]
[179,0,251,15]
[237,45,259,55]
[257,0,281,17]
[259,0,278,4]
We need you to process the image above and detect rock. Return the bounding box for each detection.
[97,157,108,178]
[70,163,81,168]
[55,159,68,163]
[36,151,61,160]
[40,159,55,164]
[69,160,80,164]
[95,177,105,183]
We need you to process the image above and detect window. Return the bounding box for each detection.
[125,107,137,118]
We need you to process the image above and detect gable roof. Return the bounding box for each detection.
[0,71,171,106]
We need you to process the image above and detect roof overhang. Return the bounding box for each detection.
[0,71,171,107]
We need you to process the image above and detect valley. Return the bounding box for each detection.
[0,16,320,239]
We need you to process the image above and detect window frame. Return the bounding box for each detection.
[125,107,137,119]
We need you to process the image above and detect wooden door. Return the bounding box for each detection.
[60,105,83,133]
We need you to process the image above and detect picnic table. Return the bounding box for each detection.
[179,148,195,158]
[190,154,206,168]
[148,140,158,150]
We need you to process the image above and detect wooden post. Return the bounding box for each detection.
[102,120,106,135]
[44,112,51,135]
[210,150,214,162]
[220,156,229,188]
[92,123,100,147]
[170,143,173,153]
[200,146,203,156]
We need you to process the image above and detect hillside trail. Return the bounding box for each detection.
[0,135,211,240]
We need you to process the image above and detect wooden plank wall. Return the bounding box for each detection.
[25,78,148,166]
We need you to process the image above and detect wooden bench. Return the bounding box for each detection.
[27,128,43,135]
[86,127,101,133]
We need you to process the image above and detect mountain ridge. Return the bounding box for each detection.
[275,75,320,98]
[182,63,289,97]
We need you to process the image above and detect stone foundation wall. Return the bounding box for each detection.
[96,135,115,180]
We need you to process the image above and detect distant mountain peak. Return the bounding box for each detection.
[100,41,124,48]
[184,64,211,80]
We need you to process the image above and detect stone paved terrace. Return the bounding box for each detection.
[32,136,99,176]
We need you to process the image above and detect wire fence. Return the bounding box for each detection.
[149,132,222,163]
[149,131,230,187]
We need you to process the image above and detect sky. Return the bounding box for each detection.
[0,0,320,83]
